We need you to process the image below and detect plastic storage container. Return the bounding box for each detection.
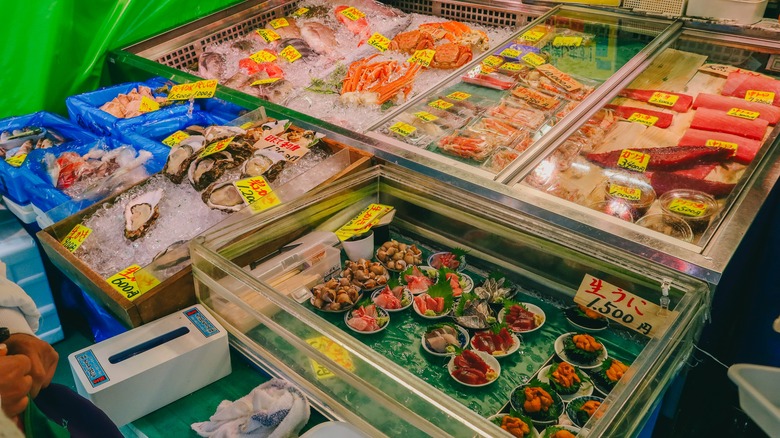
[686,0,769,24]
[728,364,780,437]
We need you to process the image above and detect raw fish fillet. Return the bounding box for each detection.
[690,108,768,140]
[618,89,693,112]
[650,171,736,198]
[693,93,780,124]
[677,128,762,165]
[586,146,731,171]
[604,105,673,128]
[664,164,717,180]
[721,70,780,107]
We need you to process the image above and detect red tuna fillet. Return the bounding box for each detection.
[605,104,673,128]
[693,93,780,124]
[586,146,731,171]
[722,70,780,107]
[618,89,693,112]
[650,171,736,198]
[690,107,769,140]
[677,128,762,165]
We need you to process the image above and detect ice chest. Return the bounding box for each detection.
[68,304,231,426]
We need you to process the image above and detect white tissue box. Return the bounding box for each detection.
[68,304,231,426]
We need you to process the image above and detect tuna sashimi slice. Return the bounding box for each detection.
[650,171,736,198]
[722,70,780,107]
[693,93,780,124]
[586,146,731,171]
[605,105,673,128]
[678,128,762,165]
[690,108,769,140]
[619,89,693,112]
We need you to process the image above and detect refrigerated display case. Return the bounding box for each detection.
[190,164,708,437]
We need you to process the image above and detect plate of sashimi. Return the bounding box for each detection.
[399,265,437,295]
[371,285,412,312]
[422,323,470,356]
[344,302,390,334]
[470,326,521,358]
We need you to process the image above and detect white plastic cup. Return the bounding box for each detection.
[342,231,375,261]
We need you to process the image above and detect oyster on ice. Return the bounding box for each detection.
[241,151,273,177]
[162,135,206,183]
[202,182,245,212]
[124,189,163,240]
[188,150,235,191]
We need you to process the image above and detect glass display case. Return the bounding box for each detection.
[190,164,708,437]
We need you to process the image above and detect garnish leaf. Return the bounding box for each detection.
[455,291,478,317]
[488,271,505,282]
[489,322,508,335]
[451,247,470,258]
[426,273,455,312]
[387,275,401,289]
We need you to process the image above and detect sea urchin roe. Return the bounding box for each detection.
[552,362,581,388]
[501,415,530,437]
[580,400,601,417]
[552,430,577,438]
[578,303,604,320]
[606,359,629,382]
[523,386,554,413]
[573,334,603,352]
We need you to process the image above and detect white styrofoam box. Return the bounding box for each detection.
[729,364,780,437]
[2,196,38,224]
[687,0,768,24]
[68,305,231,426]
[32,204,55,230]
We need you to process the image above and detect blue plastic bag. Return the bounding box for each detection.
[200,97,248,122]
[118,110,230,148]
[65,77,194,138]
[0,111,98,204]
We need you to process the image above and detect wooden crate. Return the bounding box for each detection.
[37,140,372,328]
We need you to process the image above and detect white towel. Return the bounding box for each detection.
[192,379,310,438]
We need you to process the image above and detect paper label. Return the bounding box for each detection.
[389,121,416,137]
[608,184,641,201]
[240,122,255,130]
[479,65,496,74]
[335,203,394,241]
[257,133,311,162]
[250,50,278,64]
[499,48,521,59]
[512,86,558,110]
[107,265,160,302]
[192,80,218,99]
[139,96,160,113]
[627,112,658,127]
[648,92,679,107]
[522,53,546,67]
[291,7,309,18]
[414,111,438,122]
[536,64,581,91]
[268,18,289,29]
[251,78,282,86]
[668,198,707,217]
[340,6,365,20]
[482,55,504,68]
[447,91,471,101]
[307,336,356,379]
[519,30,545,43]
[745,90,775,105]
[5,154,26,167]
[553,36,583,47]
[168,80,217,100]
[255,28,281,43]
[161,130,190,147]
[428,99,453,110]
[167,83,196,101]
[500,62,524,72]
[199,136,235,158]
[617,149,650,172]
[705,139,738,154]
[727,107,759,120]
[574,274,678,338]
[408,49,435,67]
[234,175,281,212]
[367,32,390,52]
[280,45,302,63]
[61,224,92,252]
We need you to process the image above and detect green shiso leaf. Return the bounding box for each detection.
[488,271,505,282]
[387,275,401,289]
[451,247,470,258]
[427,270,455,311]
[455,291,478,317]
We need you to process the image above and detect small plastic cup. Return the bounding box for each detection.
[659,190,718,236]
[589,199,635,222]
[604,177,656,218]
[635,213,694,243]
[342,231,375,261]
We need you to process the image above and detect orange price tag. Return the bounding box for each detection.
[727,107,759,120]
[608,184,641,201]
[199,136,235,158]
[745,90,775,105]
[668,198,707,217]
[307,336,356,379]
[61,224,92,253]
[648,92,679,107]
[617,149,650,172]
[627,112,659,127]
[161,130,190,147]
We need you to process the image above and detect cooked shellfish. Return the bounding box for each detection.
[124,189,163,240]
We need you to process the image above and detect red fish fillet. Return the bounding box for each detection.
[586,146,731,171]
[605,104,673,128]
[690,108,769,140]
[722,70,780,107]
[693,93,780,124]
[677,128,762,165]
[650,171,736,198]
[335,5,371,46]
[618,89,693,112]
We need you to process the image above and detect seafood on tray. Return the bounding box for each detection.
[400,265,436,295]
[453,291,494,329]
[423,323,467,354]
[99,85,170,119]
[345,303,389,333]
[340,54,423,105]
[449,349,499,386]
[0,127,62,160]
[310,277,361,311]
[341,258,389,290]
[470,325,517,357]
[436,130,497,162]
[371,285,411,311]
[375,240,422,271]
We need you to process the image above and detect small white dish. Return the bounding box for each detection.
[540,424,581,438]
[344,305,390,335]
[565,395,605,428]
[421,324,470,356]
[428,251,467,272]
[498,302,546,334]
[470,331,521,359]
[448,350,501,387]
[536,364,594,401]
[554,333,608,370]
[413,294,451,320]
[487,414,539,438]
[371,287,413,312]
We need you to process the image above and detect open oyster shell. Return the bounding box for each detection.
[124,189,163,240]
[202,181,245,212]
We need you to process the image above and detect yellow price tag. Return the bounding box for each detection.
[668,198,707,217]
[447,91,471,101]
[414,111,438,122]
[251,78,282,86]
[335,203,394,241]
[161,130,190,148]
[408,49,435,67]
[107,265,159,302]
[627,113,659,127]
[367,32,390,52]
[482,55,504,68]
[705,139,738,154]
[428,99,453,110]
[617,149,651,172]
[192,80,218,99]
[5,154,26,167]
[745,90,775,105]
[522,53,547,67]
[499,48,521,59]
[727,107,760,120]
[139,96,160,113]
[280,45,302,63]
[500,62,524,72]
[480,65,496,74]
[269,18,289,29]
[167,83,196,101]
[233,175,278,209]
[648,92,679,107]
[199,136,235,158]
[250,50,278,64]
[255,28,281,43]
[553,36,583,47]
[61,224,92,253]
[389,121,416,137]
[291,7,309,18]
[307,336,356,379]
[519,30,545,43]
[240,122,255,129]
[340,6,365,20]
[608,184,641,201]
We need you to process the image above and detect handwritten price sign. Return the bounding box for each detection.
[727,107,759,120]
[192,79,218,98]
[482,55,504,68]
[745,90,774,105]
[61,224,92,253]
[414,111,438,122]
[280,45,302,63]
[627,112,658,127]
[617,149,650,172]
[500,62,523,72]
[233,175,281,212]
[574,274,678,338]
[306,336,356,379]
[339,6,365,20]
[408,49,435,67]
[553,36,582,47]
[199,136,235,158]
[291,7,309,18]
[519,30,544,43]
[106,265,160,302]
[268,18,289,29]
[668,198,707,217]
[499,48,521,59]
[367,33,390,52]
[608,183,641,201]
[250,50,277,64]
[335,203,394,241]
[255,28,281,43]
[389,121,416,137]
[446,91,471,101]
[161,130,190,147]
[5,154,26,167]
[705,139,738,154]
[648,92,679,107]
[428,99,453,110]
[139,96,160,113]
[522,53,546,67]
[168,80,218,100]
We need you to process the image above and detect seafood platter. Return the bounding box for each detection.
[37,108,372,327]
[191,164,709,437]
